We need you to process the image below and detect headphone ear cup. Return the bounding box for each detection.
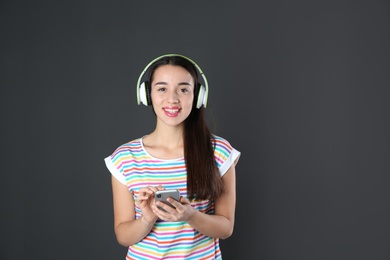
[138,81,149,106]
[196,85,206,109]
[145,82,152,106]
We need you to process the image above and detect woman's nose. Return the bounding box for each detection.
[168,91,179,103]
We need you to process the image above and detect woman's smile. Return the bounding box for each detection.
[163,106,182,117]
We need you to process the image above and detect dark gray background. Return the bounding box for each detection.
[1,0,389,259]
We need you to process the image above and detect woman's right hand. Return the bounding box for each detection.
[112,178,166,246]
[136,185,165,224]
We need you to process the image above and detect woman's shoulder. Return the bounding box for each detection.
[119,138,142,148]
[211,134,234,150]
[211,134,241,170]
[110,138,143,158]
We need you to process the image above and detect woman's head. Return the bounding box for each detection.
[148,56,201,110]
[137,54,208,109]
[149,64,196,128]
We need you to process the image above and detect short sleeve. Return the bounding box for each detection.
[213,136,241,177]
[104,154,127,185]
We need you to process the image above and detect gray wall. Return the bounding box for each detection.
[1,1,389,259]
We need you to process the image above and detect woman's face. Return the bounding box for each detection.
[150,64,195,128]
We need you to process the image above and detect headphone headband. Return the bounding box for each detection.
[136,54,209,108]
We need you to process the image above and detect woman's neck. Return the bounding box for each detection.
[142,124,185,159]
[148,128,183,147]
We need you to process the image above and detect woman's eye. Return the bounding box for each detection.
[157,87,166,92]
[180,88,189,94]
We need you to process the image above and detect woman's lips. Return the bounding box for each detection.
[163,107,181,117]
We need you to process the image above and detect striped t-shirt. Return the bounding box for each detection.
[105,135,240,260]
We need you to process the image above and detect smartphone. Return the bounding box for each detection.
[154,189,180,212]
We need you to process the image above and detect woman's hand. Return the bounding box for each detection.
[136,185,165,224]
[152,196,196,222]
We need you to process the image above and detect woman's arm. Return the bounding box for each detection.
[154,164,236,239]
[111,176,158,246]
[187,164,236,238]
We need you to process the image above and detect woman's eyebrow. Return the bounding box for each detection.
[178,82,192,86]
[153,81,168,85]
[153,81,192,86]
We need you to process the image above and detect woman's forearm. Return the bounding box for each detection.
[115,217,155,247]
[186,166,236,239]
[187,210,234,239]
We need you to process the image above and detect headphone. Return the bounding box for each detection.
[136,54,209,109]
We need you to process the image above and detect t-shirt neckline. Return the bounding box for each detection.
[139,137,184,161]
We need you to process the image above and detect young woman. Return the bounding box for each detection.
[105,54,240,259]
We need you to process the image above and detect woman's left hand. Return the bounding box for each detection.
[152,196,195,222]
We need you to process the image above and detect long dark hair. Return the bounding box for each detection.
[148,56,224,200]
